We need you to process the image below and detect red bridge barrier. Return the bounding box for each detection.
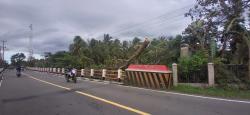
[125,65,172,89]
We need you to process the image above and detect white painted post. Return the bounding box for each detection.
[81,69,85,76]
[172,63,178,86]
[61,68,65,74]
[102,69,106,78]
[208,63,215,86]
[117,69,122,79]
[90,69,94,77]
[57,68,60,73]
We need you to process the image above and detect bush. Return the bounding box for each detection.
[179,50,208,73]
[214,65,247,90]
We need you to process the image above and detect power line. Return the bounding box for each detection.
[113,14,188,38]
[110,4,194,36]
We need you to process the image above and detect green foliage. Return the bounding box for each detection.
[179,50,208,73]
[171,84,250,99]
[139,35,182,65]
[10,53,26,66]
[214,64,250,90]
[32,35,184,69]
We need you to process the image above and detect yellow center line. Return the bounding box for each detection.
[24,73,151,115]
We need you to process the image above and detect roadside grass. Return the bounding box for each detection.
[170,84,250,100]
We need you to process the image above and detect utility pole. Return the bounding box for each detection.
[2,40,6,62]
[0,47,2,61]
[28,24,33,61]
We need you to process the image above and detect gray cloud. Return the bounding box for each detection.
[0,0,196,59]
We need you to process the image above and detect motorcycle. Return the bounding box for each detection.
[65,68,77,83]
[16,70,21,77]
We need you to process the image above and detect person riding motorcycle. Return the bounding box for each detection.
[16,65,21,77]
[65,66,77,83]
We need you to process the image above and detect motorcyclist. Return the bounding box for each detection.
[16,65,21,77]
[66,65,76,76]
[65,65,77,83]
[66,65,72,76]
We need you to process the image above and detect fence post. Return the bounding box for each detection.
[172,63,178,86]
[102,69,106,79]
[208,63,215,86]
[117,69,122,81]
[61,68,65,74]
[90,69,94,77]
[57,68,60,74]
[81,69,84,77]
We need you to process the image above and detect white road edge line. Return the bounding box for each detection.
[44,73,250,104]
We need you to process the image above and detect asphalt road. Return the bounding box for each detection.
[0,69,250,115]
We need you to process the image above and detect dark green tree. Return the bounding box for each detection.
[11,53,26,66]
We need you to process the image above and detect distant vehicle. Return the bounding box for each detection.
[65,68,77,83]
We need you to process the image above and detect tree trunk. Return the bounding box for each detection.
[119,38,150,69]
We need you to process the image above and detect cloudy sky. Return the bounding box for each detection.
[0,0,196,62]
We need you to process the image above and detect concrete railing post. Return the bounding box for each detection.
[102,69,106,79]
[117,69,122,79]
[90,69,94,77]
[57,68,60,74]
[118,69,122,82]
[208,63,215,86]
[61,68,65,74]
[81,69,84,77]
[172,63,178,86]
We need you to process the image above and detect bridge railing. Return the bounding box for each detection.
[27,67,173,89]
[27,67,124,82]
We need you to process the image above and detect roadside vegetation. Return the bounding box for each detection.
[171,84,250,99]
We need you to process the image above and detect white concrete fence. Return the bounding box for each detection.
[27,67,124,82]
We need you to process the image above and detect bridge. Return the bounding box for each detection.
[0,69,249,115]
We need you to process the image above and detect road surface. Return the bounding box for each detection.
[0,69,249,115]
